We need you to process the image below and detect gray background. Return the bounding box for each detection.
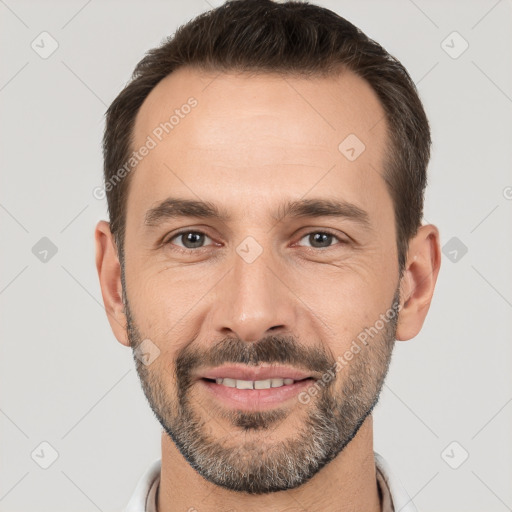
[1,0,511,511]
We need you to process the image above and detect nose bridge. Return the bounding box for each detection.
[212,238,295,342]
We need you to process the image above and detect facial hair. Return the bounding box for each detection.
[124,287,400,495]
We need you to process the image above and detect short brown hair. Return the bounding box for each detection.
[103,0,431,273]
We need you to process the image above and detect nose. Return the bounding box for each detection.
[209,246,298,342]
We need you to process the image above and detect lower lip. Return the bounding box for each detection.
[198,378,315,410]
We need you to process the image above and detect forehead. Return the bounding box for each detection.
[128,66,391,227]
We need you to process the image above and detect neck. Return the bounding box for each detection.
[157,414,381,512]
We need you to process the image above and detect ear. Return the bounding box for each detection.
[396,224,441,341]
[94,220,129,347]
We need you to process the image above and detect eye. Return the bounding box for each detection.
[163,229,348,254]
[296,230,347,249]
[166,230,213,251]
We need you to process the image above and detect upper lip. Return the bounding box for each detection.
[197,365,315,382]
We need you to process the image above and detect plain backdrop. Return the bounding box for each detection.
[1,1,511,511]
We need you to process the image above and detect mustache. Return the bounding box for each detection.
[175,334,335,383]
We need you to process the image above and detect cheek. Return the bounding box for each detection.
[125,265,209,353]
[295,258,397,345]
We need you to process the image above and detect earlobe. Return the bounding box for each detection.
[94,220,130,347]
[395,224,441,341]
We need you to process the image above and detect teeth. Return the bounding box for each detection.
[214,377,297,389]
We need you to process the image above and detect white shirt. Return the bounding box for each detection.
[124,451,419,512]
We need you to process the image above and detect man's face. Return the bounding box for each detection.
[122,67,401,493]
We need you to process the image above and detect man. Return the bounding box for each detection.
[95,0,441,510]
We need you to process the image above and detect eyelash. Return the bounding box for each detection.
[164,229,348,254]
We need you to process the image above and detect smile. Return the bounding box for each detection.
[199,377,316,410]
[208,377,303,389]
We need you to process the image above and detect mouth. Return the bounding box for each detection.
[198,376,317,410]
[201,376,313,389]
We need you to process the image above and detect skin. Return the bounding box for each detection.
[95,67,441,512]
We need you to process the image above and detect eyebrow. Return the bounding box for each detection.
[144,196,372,229]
